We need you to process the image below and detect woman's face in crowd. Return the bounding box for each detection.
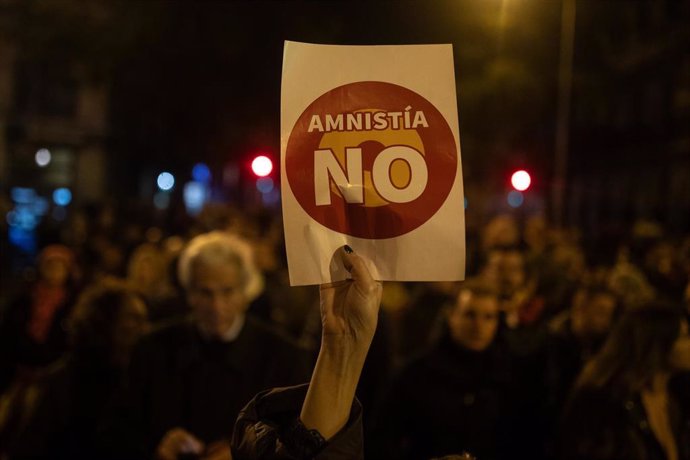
[40,257,70,287]
[113,295,150,366]
[449,291,500,352]
[669,319,690,372]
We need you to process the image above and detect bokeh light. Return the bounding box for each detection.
[153,191,170,209]
[35,148,52,167]
[511,170,531,191]
[256,177,274,194]
[192,163,211,183]
[507,190,524,208]
[157,172,175,191]
[183,181,207,216]
[251,155,273,177]
[53,188,72,206]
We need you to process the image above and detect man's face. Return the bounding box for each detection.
[571,291,617,339]
[583,293,617,335]
[449,291,500,352]
[186,260,247,338]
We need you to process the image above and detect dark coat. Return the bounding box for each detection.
[0,288,76,393]
[232,384,364,459]
[559,380,690,460]
[379,334,532,460]
[117,316,313,459]
[544,315,605,420]
[6,355,123,459]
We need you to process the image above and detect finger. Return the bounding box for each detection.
[339,245,378,296]
[158,428,200,460]
[177,430,204,454]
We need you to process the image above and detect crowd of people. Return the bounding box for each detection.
[0,200,689,459]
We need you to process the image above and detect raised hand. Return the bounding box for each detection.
[319,246,382,347]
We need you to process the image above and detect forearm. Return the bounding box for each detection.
[299,340,370,440]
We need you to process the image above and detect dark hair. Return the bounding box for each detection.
[68,278,143,361]
[575,300,684,394]
[573,277,621,313]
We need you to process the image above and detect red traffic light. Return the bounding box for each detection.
[511,170,531,191]
[251,155,273,177]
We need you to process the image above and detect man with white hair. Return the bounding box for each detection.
[121,231,312,460]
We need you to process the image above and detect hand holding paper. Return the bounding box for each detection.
[319,245,383,346]
[300,245,382,440]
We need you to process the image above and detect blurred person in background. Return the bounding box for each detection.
[608,251,656,311]
[559,301,690,460]
[479,247,537,325]
[378,281,535,460]
[478,247,548,360]
[480,214,521,253]
[542,278,620,454]
[4,279,149,459]
[396,281,457,362]
[118,231,311,460]
[0,245,80,446]
[537,239,587,320]
[126,242,187,323]
[644,240,687,302]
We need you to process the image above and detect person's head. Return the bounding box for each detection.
[38,244,75,287]
[126,243,169,297]
[68,278,149,367]
[448,282,500,352]
[570,282,619,341]
[480,247,527,297]
[178,231,263,339]
[481,214,520,251]
[498,248,526,295]
[576,300,690,394]
[607,261,655,310]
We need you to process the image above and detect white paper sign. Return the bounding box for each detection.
[281,41,465,285]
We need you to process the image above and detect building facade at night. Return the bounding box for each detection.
[568,0,690,236]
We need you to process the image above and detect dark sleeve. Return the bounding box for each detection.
[231,384,364,460]
[558,388,643,460]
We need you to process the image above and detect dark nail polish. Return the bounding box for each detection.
[344,245,353,254]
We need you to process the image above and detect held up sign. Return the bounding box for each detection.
[281,41,465,285]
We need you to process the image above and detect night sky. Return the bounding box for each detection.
[6,0,685,225]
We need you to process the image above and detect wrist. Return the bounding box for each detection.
[320,332,373,357]
[299,340,368,439]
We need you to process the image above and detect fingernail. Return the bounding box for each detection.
[344,245,354,254]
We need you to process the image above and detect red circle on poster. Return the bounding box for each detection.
[285,81,457,239]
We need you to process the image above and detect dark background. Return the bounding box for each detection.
[1,0,689,255]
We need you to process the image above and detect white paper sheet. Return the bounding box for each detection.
[281,41,465,285]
